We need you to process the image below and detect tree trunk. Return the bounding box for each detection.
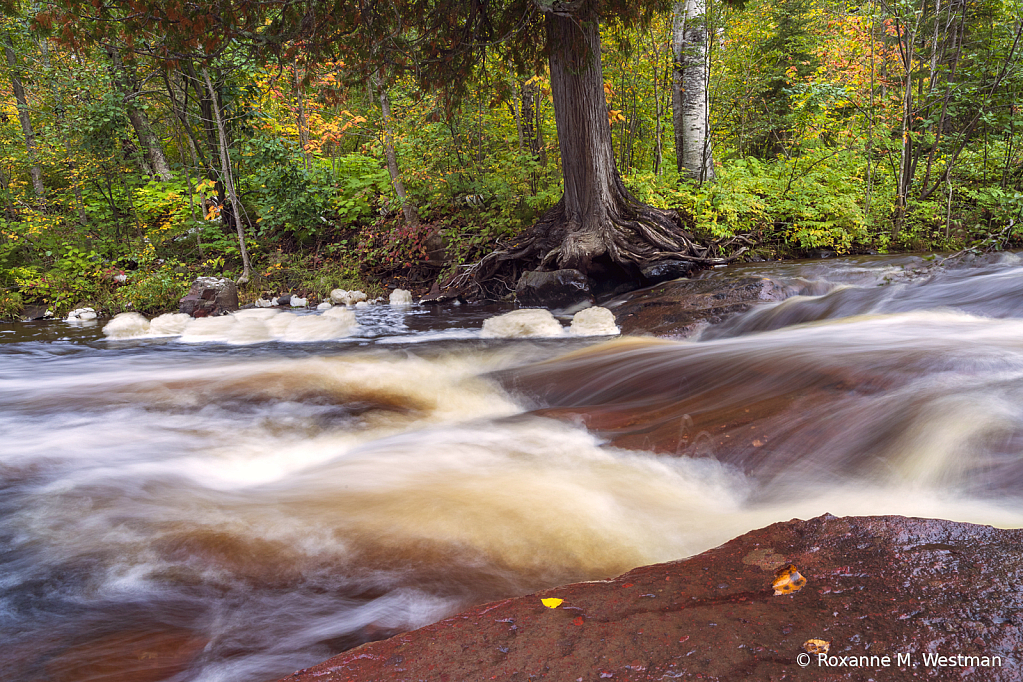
[202,66,251,284]
[526,12,702,275]
[372,71,419,228]
[672,0,715,181]
[2,29,45,201]
[104,45,173,181]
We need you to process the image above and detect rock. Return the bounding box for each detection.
[178,277,239,317]
[276,294,292,307]
[21,305,48,321]
[641,259,696,284]
[65,307,97,322]
[603,277,790,338]
[278,514,1023,682]
[516,269,594,309]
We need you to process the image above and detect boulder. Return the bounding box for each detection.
[516,269,594,309]
[640,259,696,284]
[604,276,792,338]
[21,305,51,321]
[178,277,239,317]
[278,514,1023,682]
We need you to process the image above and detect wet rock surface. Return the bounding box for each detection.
[603,277,798,338]
[517,269,595,309]
[278,514,1023,681]
[178,277,239,317]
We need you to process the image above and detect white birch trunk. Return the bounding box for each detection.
[672,0,715,181]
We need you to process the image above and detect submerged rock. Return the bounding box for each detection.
[516,269,594,309]
[178,277,239,317]
[604,276,790,337]
[278,514,1023,682]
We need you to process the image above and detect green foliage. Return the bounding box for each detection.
[627,152,869,253]
[108,264,190,314]
[0,289,23,320]
[244,137,390,241]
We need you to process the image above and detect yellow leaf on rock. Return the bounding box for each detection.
[772,564,807,596]
[541,598,564,609]
[803,639,830,655]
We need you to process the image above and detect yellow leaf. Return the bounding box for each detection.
[772,564,807,596]
[541,597,564,609]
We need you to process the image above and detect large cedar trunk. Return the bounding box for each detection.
[524,12,703,278]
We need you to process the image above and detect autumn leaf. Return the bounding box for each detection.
[540,597,564,609]
[772,564,807,596]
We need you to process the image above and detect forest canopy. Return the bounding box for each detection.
[1,0,1021,317]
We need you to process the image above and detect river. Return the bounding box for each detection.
[3,253,1023,682]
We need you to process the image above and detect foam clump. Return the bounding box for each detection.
[148,313,192,336]
[355,301,369,309]
[316,301,333,310]
[330,289,368,306]
[103,312,151,338]
[480,309,565,338]
[290,296,308,308]
[103,305,360,344]
[65,307,97,322]
[569,306,620,336]
[389,289,413,306]
[254,298,274,308]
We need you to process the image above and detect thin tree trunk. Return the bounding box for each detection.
[672,0,716,181]
[293,59,311,171]
[372,70,419,228]
[2,29,45,200]
[894,13,921,235]
[202,66,251,284]
[104,45,173,181]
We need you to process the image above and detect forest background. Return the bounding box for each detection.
[1,0,1021,318]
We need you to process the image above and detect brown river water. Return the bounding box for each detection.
[3,253,1023,681]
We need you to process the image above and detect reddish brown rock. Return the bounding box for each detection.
[603,277,794,337]
[178,277,239,317]
[279,515,1023,681]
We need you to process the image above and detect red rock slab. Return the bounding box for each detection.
[603,277,794,338]
[278,515,1023,682]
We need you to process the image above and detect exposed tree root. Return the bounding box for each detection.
[432,196,747,302]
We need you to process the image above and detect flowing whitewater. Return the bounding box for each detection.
[3,254,1023,682]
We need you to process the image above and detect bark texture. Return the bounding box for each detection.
[672,0,716,181]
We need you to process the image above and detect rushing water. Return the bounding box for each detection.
[4,254,1023,682]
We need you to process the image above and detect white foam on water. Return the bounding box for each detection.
[148,312,192,336]
[481,308,565,338]
[389,289,413,306]
[103,312,151,338]
[569,306,619,336]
